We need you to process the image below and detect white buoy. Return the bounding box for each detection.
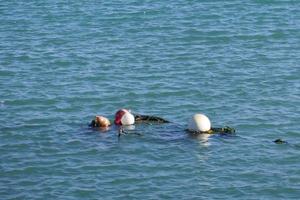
[188,113,211,132]
[121,112,135,125]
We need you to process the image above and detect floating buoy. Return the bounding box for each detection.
[188,113,211,132]
[95,116,111,127]
[121,112,135,125]
[90,115,111,127]
[274,139,287,144]
[114,109,135,125]
[114,109,128,125]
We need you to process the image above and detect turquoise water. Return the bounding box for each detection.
[1,0,300,199]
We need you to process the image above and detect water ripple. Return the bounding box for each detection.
[1,0,300,199]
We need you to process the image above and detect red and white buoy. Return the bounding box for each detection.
[114,109,135,125]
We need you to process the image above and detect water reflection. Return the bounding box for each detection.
[122,125,136,131]
[189,133,212,147]
[96,126,111,132]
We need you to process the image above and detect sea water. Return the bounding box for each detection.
[1,0,300,199]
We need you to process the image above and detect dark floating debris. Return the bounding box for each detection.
[186,126,236,135]
[211,126,236,134]
[274,139,288,144]
[134,114,170,123]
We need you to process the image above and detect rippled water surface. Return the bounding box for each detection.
[1,0,300,199]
